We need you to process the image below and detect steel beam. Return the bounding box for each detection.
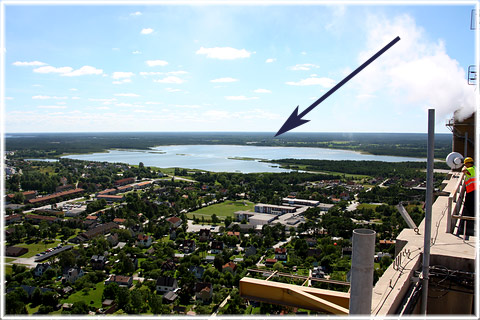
[239,277,349,314]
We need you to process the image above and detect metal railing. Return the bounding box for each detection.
[445,172,475,239]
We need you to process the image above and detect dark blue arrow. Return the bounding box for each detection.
[275,36,401,137]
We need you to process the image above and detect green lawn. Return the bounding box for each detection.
[187,200,255,220]
[357,203,381,211]
[5,265,13,275]
[12,240,62,258]
[4,258,15,263]
[61,281,105,309]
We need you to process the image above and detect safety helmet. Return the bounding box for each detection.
[464,157,474,164]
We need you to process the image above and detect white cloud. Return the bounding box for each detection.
[72,97,80,100]
[69,88,78,91]
[154,76,184,84]
[146,60,168,67]
[114,93,140,97]
[165,88,182,92]
[145,101,162,105]
[5,97,14,100]
[141,28,154,34]
[196,47,252,60]
[97,107,110,110]
[266,58,276,63]
[254,89,271,93]
[112,72,134,79]
[62,66,103,77]
[210,77,238,83]
[113,79,132,84]
[356,94,376,99]
[34,66,73,74]
[301,51,307,55]
[89,98,117,105]
[289,63,319,71]
[32,95,68,100]
[173,104,201,109]
[356,14,476,120]
[130,11,142,16]
[225,96,259,101]
[37,105,67,109]
[132,51,142,54]
[13,61,47,66]
[286,77,336,87]
[140,70,187,76]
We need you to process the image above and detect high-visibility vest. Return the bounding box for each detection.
[464,166,476,193]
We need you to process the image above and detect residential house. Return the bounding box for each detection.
[106,233,119,246]
[163,291,178,304]
[245,246,257,257]
[113,218,126,225]
[308,248,323,258]
[275,248,287,261]
[114,177,135,187]
[195,282,213,303]
[156,276,178,293]
[181,239,196,253]
[63,266,84,284]
[222,262,237,274]
[166,216,182,229]
[227,231,240,239]
[210,241,224,254]
[265,258,277,268]
[189,266,205,279]
[5,214,22,225]
[306,238,317,247]
[198,229,211,242]
[204,255,215,264]
[136,234,153,248]
[161,260,176,271]
[104,274,133,288]
[33,263,52,277]
[91,255,107,270]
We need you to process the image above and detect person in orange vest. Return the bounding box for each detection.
[459,157,476,237]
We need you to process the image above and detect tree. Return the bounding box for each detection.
[71,301,89,314]
[211,214,219,224]
[58,251,76,268]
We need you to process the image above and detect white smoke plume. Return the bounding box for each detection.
[354,14,476,122]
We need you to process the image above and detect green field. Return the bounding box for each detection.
[13,240,62,258]
[357,203,381,210]
[61,281,105,309]
[187,200,255,221]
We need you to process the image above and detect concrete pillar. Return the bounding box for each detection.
[349,228,376,315]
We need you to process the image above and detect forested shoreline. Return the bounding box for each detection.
[6,132,452,159]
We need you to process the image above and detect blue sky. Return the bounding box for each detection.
[3,1,478,133]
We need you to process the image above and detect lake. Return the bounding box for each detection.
[61,145,426,173]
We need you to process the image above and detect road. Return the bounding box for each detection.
[210,294,230,317]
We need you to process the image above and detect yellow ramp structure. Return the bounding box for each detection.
[239,277,350,315]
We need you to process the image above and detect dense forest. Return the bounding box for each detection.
[6,132,452,159]
[269,159,450,177]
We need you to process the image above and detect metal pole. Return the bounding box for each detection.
[349,229,376,315]
[421,109,435,314]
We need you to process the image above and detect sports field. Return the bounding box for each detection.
[187,200,255,220]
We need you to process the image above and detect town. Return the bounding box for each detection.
[4,155,433,315]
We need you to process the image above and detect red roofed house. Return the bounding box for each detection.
[275,247,287,261]
[195,282,213,303]
[166,216,182,229]
[113,218,126,225]
[5,214,22,225]
[114,177,135,187]
[265,258,278,268]
[105,274,133,288]
[136,234,152,248]
[222,261,237,274]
